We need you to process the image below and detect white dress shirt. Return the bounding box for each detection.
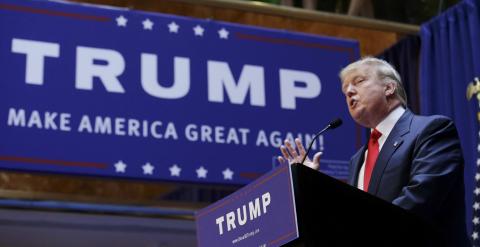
[356,106,406,190]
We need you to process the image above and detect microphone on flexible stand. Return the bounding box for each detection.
[300,118,343,165]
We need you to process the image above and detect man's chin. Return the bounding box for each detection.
[351,113,369,127]
[349,110,362,120]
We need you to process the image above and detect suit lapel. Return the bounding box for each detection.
[367,110,413,194]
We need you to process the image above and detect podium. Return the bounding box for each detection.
[196,164,439,247]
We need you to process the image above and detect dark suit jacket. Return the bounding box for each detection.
[348,109,469,246]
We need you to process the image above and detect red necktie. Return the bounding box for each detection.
[364,129,382,191]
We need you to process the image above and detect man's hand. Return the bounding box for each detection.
[277,138,322,170]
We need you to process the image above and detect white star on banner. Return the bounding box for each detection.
[476,173,480,181]
[222,168,234,180]
[475,187,480,196]
[142,18,153,30]
[474,217,480,225]
[193,25,204,36]
[477,158,480,166]
[218,28,229,39]
[196,166,208,178]
[169,164,181,177]
[168,21,179,33]
[474,202,480,211]
[114,160,127,173]
[116,15,127,27]
[142,162,154,175]
[478,143,480,152]
[473,231,479,240]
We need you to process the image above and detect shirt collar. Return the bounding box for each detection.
[374,106,405,138]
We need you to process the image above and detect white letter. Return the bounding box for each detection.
[115,118,126,136]
[208,61,265,106]
[141,54,190,99]
[27,111,42,128]
[262,192,271,214]
[128,119,140,137]
[76,46,125,93]
[142,120,149,137]
[44,112,58,130]
[164,122,178,140]
[59,113,71,131]
[7,108,26,127]
[270,131,282,148]
[249,198,261,220]
[237,205,247,226]
[11,38,60,85]
[185,124,198,141]
[95,116,112,134]
[201,125,212,142]
[216,216,225,235]
[226,211,236,232]
[78,115,92,133]
[255,130,268,147]
[279,69,321,110]
[150,121,162,139]
[238,128,250,145]
[215,126,225,144]
[226,128,240,145]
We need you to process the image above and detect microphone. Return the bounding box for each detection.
[300,118,343,165]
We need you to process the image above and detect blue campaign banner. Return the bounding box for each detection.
[196,164,298,246]
[0,0,360,184]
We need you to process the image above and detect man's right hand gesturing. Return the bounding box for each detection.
[277,138,322,170]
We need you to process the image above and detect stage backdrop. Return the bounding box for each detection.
[0,0,359,185]
[420,0,480,238]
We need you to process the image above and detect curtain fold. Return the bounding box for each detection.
[378,34,421,113]
[420,0,480,239]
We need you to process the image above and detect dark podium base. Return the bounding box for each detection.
[285,164,441,247]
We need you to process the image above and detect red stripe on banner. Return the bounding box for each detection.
[239,171,261,179]
[0,3,110,22]
[235,32,356,62]
[0,155,107,169]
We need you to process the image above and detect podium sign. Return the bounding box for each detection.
[198,164,440,246]
[196,165,299,246]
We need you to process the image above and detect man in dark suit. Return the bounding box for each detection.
[278,57,469,246]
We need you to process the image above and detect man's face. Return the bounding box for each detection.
[341,65,391,128]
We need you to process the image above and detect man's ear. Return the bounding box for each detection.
[385,81,396,96]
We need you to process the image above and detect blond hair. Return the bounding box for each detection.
[339,57,407,107]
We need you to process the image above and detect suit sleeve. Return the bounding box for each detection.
[391,117,464,222]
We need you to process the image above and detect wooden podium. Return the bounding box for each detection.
[196,164,439,247]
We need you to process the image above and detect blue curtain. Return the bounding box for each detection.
[378,35,421,114]
[420,0,480,238]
